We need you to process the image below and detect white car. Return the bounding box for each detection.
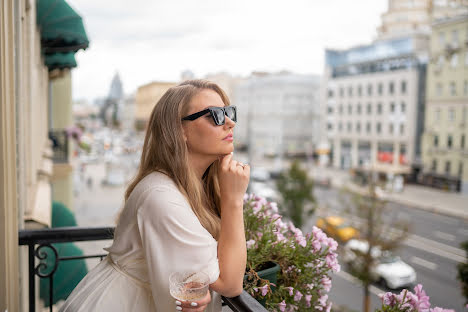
[343,239,417,289]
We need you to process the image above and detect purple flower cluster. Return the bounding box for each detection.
[378,284,455,312]
[243,194,338,312]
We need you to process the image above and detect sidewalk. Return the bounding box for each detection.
[309,166,468,222]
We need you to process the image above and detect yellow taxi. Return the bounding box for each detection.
[316,216,359,242]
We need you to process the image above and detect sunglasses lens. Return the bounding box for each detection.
[225,106,236,122]
[212,108,225,125]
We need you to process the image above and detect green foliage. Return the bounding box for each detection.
[275,160,316,228]
[457,240,468,304]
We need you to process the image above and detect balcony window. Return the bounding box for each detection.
[377,102,382,114]
[348,104,352,114]
[390,102,395,113]
[358,85,362,96]
[450,53,458,68]
[328,89,334,98]
[367,84,373,96]
[448,108,455,122]
[389,81,395,95]
[448,135,453,149]
[327,122,333,131]
[389,123,394,134]
[464,81,468,96]
[435,108,441,122]
[347,122,352,132]
[339,87,344,97]
[438,31,445,46]
[400,124,404,135]
[452,29,458,46]
[327,106,333,114]
[434,135,438,147]
[338,122,343,132]
[401,81,407,94]
[356,122,361,133]
[366,122,371,133]
[445,161,451,175]
[348,86,353,97]
[459,162,464,178]
[401,102,406,113]
[378,83,383,95]
[367,103,372,114]
[339,104,343,114]
[376,122,381,134]
[357,104,362,114]
[432,159,437,171]
[462,134,465,149]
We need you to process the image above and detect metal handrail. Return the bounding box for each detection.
[18,227,268,312]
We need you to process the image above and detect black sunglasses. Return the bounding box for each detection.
[181,106,237,126]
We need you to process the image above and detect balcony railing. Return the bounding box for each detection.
[48,129,69,163]
[18,227,268,312]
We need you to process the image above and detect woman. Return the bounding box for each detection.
[60,80,249,312]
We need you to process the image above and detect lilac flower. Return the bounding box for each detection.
[414,284,431,311]
[278,300,287,312]
[380,292,397,306]
[321,276,332,292]
[294,290,303,302]
[287,287,294,296]
[311,239,322,252]
[318,294,328,307]
[246,239,256,249]
[305,294,312,307]
[260,284,269,296]
[326,237,338,252]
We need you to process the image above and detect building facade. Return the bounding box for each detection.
[134,81,177,130]
[322,36,428,178]
[421,15,468,193]
[234,72,321,164]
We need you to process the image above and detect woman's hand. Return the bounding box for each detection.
[217,153,250,206]
[174,291,211,312]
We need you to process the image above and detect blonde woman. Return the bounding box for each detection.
[60,80,249,312]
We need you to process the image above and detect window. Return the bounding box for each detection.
[434,135,439,147]
[348,104,352,114]
[378,83,383,95]
[367,84,373,96]
[400,102,406,113]
[338,122,342,132]
[357,104,362,114]
[432,159,437,171]
[436,83,443,96]
[390,102,395,113]
[327,122,333,130]
[328,106,333,114]
[450,81,456,96]
[389,123,394,134]
[400,124,404,135]
[367,103,372,114]
[356,122,361,133]
[452,29,458,46]
[348,86,353,97]
[450,53,458,68]
[389,81,394,94]
[347,122,352,132]
[376,122,381,134]
[339,104,343,114]
[437,55,444,66]
[358,85,362,97]
[328,89,334,98]
[462,134,465,149]
[366,122,371,133]
[377,102,382,114]
[401,81,407,94]
[459,162,464,178]
[448,108,455,122]
[339,87,344,97]
[438,31,445,46]
[445,161,451,175]
[448,135,453,148]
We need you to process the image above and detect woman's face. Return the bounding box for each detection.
[182,89,235,160]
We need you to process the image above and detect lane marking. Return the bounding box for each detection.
[410,256,438,270]
[404,235,466,263]
[335,271,385,296]
[434,231,456,242]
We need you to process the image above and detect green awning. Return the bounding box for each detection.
[44,52,77,70]
[37,0,89,54]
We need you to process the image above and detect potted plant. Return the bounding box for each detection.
[243,194,340,311]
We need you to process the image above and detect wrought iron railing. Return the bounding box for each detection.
[18,227,268,312]
[48,129,69,163]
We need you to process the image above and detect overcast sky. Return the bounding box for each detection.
[67,0,388,102]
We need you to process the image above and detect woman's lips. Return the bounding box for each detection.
[223,134,233,141]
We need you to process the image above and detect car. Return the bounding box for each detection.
[343,239,417,289]
[248,181,280,203]
[250,167,271,182]
[316,216,359,242]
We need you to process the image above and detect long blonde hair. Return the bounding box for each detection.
[123,79,229,240]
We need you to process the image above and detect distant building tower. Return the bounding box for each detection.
[100,72,124,127]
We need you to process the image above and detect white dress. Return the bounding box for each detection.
[59,171,222,312]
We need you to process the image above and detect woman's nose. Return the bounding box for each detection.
[224,116,235,128]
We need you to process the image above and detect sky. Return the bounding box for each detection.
[67,0,388,102]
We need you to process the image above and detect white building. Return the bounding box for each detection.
[322,36,429,177]
[234,72,321,164]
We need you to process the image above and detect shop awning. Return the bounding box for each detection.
[36,0,89,54]
[45,52,77,70]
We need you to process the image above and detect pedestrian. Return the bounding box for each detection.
[59,80,249,312]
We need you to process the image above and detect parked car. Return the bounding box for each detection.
[343,239,417,289]
[316,216,359,242]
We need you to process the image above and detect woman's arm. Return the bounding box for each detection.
[209,154,249,297]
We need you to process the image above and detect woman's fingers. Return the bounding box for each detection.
[175,291,211,311]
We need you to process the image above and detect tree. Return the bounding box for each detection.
[339,174,409,312]
[457,240,468,305]
[275,160,316,228]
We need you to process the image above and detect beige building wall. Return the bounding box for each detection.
[422,15,468,193]
[1,0,51,310]
[135,81,176,129]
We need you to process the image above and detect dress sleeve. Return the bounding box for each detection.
[136,186,220,306]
